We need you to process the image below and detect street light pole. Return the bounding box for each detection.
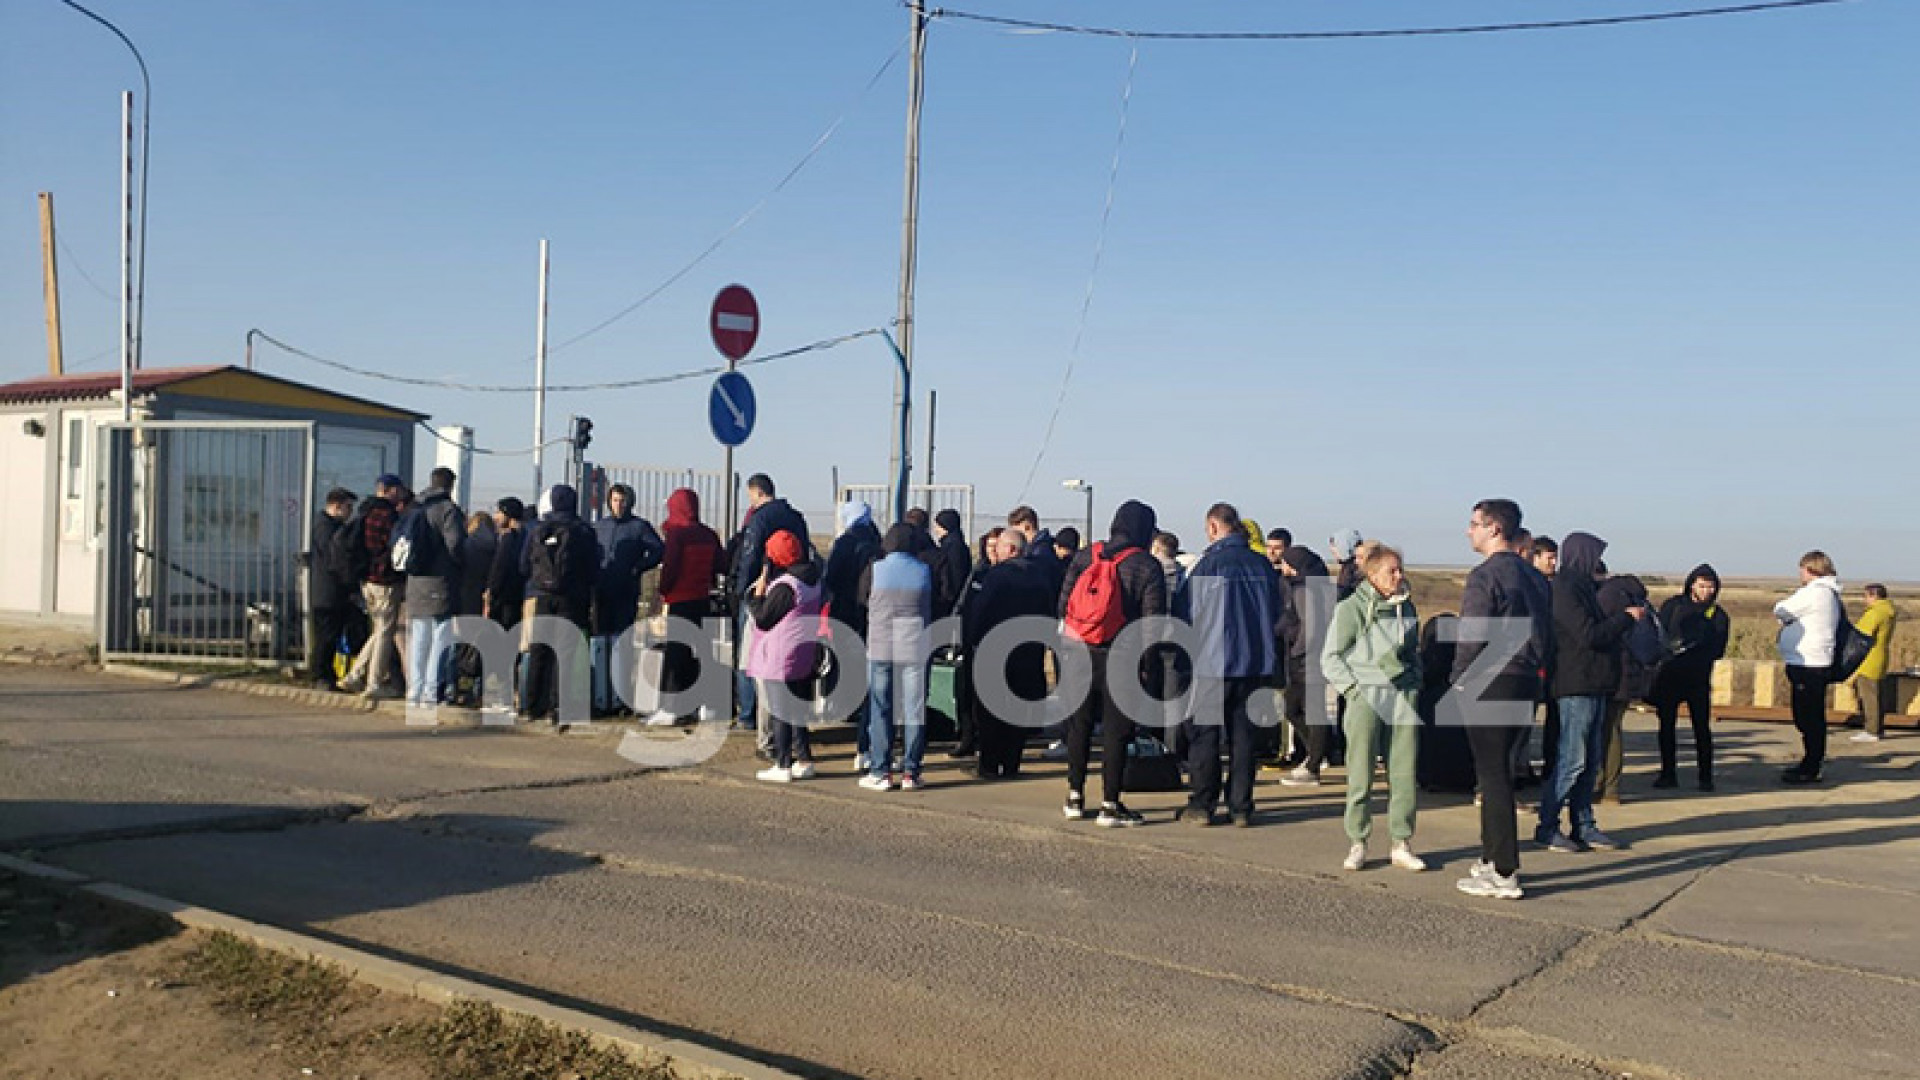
[1062,479,1093,545]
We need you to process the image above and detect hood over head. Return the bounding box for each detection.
[882,522,919,554]
[838,500,873,533]
[1330,528,1363,561]
[666,488,699,526]
[1559,531,1608,581]
[1682,563,1721,604]
[934,508,963,538]
[1282,545,1329,577]
[1107,499,1157,553]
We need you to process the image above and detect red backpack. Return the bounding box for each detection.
[1063,542,1136,646]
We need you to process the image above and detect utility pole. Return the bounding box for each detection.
[119,91,133,420]
[532,238,550,495]
[890,1,929,524]
[39,193,63,376]
[924,388,936,488]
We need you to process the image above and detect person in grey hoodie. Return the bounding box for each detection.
[858,524,935,789]
[1537,531,1644,853]
[403,467,467,709]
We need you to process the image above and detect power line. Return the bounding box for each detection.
[414,421,573,458]
[247,326,890,393]
[930,0,1857,41]
[56,234,116,304]
[540,32,910,359]
[1017,41,1137,503]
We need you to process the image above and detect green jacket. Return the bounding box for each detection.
[1322,581,1422,725]
[1857,598,1898,680]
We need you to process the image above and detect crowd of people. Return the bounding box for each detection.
[308,473,1901,903]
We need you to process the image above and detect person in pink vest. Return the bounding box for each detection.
[747,530,824,782]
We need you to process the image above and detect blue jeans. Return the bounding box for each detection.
[734,607,758,727]
[1539,694,1608,839]
[591,633,620,713]
[867,659,928,780]
[406,616,454,706]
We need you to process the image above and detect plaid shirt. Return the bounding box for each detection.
[360,501,403,587]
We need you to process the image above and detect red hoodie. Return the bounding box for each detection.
[658,488,724,605]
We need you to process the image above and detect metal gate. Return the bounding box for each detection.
[99,421,315,666]
[836,483,974,533]
[595,464,729,533]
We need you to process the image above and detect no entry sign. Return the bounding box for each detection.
[710,285,760,362]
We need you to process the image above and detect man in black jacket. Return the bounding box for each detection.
[1453,499,1554,902]
[964,530,1057,778]
[1275,540,1334,786]
[1537,531,1645,854]
[307,488,359,690]
[1650,564,1729,791]
[1058,499,1168,827]
[520,485,599,724]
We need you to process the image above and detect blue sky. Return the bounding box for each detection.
[3,1,1914,579]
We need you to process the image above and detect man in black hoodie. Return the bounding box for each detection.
[930,509,971,620]
[1453,499,1554,902]
[1650,564,1730,791]
[520,484,599,724]
[1537,531,1645,853]
[1057,499,1168,827]
[1275,540,1335,785]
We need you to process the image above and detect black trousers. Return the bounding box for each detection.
[660,599,712,704]
[1787,664,1830,774]
[1067,646,1135,805]
[1185,676,1261,816]
[1283,654,1333,770]
[977,700,1028,777]
[1655,678,1714,780]
[1466,723,1525,877]
[309,604,355,685]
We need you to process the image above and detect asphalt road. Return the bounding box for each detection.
[5,665,1918,1079]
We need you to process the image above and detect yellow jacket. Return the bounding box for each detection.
[1857,597,1898,680]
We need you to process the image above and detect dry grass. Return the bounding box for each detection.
[1405,569,1919,670]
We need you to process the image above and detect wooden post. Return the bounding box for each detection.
[39,192,63,376]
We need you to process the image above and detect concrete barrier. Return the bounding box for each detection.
[1709,659,1920,720]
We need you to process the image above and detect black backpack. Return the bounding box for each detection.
[529,520,592,594]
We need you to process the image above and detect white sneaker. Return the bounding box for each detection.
[1391,842,1428,872]
[1850,732,1882,743]
[1457,870,1523,900]
[756,766,793,784]
[1281,766,1322,787]
[1042,739,1068,762]
[1342,843,1367,871]
[1467,859,1496,880]
[857,774,894,791]
[643,710,678,727]
[789,761,817,780]
[899,775,925,792]
[855,752,871,772]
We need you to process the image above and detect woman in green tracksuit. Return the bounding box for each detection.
[1321,544,1426,873]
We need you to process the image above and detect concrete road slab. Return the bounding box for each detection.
[1407,1040,1618,1080]
[402,768,1583,1020]
[48,822,1430,1080]
[1648,865,1920,980]
[1474,934,1920,1080]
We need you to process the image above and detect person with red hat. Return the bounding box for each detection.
[745,529,825,782]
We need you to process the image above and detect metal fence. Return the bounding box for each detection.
[836,483,974,534]
[597,464,729,533]
[99,421,314,666]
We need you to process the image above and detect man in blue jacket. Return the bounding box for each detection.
[1175,503,1283,827]
[858,524,935,789]
[590,484,665,717]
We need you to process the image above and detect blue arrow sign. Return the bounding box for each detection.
[709,371,756,447]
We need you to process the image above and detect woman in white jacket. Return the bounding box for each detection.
[1774,550,1842,784]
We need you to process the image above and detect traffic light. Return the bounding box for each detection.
[573,415,593,451]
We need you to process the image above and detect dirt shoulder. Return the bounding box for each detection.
[0,870,671,1080]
